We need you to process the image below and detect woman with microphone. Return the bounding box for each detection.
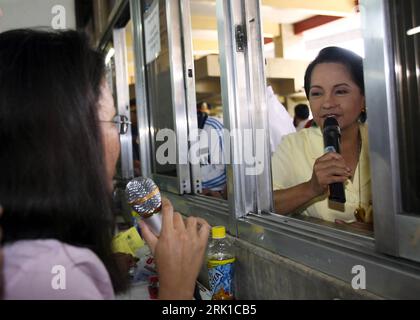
[272,47,372,230]
[0,29,210,299]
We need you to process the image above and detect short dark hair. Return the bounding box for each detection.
[197,101,212,110]
[304,46,365,99]
[294,104,310,120]
[0,29,126,293]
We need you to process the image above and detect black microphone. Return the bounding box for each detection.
[323,117,346,203]
[125,177,202,300]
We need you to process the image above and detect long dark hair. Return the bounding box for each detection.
[0,29,126,293]
[304,46,366,123]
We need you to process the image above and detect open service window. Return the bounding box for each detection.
[263,1,375,237]
[219,0,420,299]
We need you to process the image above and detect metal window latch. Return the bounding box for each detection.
[235,25,247,52]
[187,68,193,78]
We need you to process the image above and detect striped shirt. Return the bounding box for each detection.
[199,116,226,191]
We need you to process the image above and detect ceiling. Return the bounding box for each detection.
[190,0,356,23]
[122,0,361,87]
[188,0,359,55]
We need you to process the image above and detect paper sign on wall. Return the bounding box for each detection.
[144,0,161,64]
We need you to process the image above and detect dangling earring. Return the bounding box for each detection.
[359,107,367,123]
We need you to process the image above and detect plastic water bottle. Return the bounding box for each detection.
[207,226,235,300]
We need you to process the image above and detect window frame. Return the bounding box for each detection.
[362,0,420,263]
[113,27,135,180]
[130,0,153,178]
[216,0,272,228]
[128,0,420,298]
[131,0,192,194]
[179,0,203,195]
[216,0,420,298]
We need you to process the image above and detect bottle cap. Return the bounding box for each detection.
[212,226,226,239]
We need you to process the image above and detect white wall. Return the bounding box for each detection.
[282,23,307,60]
[0,0,76,32]
[264,14,365,61]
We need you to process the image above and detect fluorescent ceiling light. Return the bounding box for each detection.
[407,26,420,36]
[105,48,115,65]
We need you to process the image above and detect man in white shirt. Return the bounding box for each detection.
[267,86,296,156]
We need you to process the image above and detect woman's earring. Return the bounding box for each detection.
[359,107,367,123]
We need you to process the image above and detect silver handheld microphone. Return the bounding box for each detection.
[126,177,203,300]
[125,177,162,236]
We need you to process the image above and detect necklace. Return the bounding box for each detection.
[353,129,366,222]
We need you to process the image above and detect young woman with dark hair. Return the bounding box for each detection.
[0,29,210,299]
[272,46,372,230]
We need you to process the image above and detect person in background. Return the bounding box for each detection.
[0,29,210,300]
[197,101,211,129]
[293,103,311,131]
[267,86,296,156]
[197,102,227,199]
[272,47,372,230]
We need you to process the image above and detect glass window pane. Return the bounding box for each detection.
[190,0,227,200]
[143,0,177,177]
[390,0,420,214]
[126,21,142,177]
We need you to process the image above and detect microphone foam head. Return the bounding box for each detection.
[125,177,162,218]
[324,116,339,128]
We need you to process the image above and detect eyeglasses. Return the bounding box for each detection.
[101,115,131,135]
